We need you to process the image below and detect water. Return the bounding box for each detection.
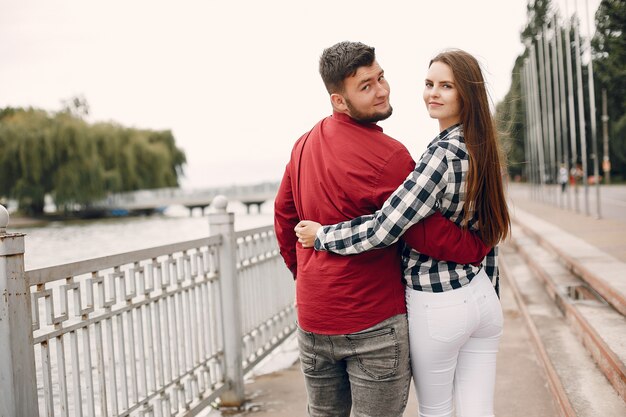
[15,202,275,270]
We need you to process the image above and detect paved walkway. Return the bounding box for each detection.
[506,183,626,262]
[207,183,626,416]
[215,271,559,417]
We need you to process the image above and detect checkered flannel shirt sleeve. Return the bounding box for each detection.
[483,246,500,296]
[314,144,450,255]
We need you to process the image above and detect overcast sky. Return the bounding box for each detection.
[0,0,600,189]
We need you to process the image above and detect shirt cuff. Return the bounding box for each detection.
[314,226,327,251]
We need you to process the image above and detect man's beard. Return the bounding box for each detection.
[345,99,393,124]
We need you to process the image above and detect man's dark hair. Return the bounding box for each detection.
[319,41,376,94]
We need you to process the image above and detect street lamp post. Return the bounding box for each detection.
[584,0,601,219]
[602,89,611,184]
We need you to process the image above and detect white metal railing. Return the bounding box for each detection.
[0,197,296,417]
[235,226,296,374]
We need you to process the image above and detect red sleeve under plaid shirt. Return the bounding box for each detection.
[314,124,499,294]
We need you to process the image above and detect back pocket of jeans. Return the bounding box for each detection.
[346,327,399,380]
[481,291,504,337]
[426,299,469,343]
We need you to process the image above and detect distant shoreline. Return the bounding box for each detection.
[7,210,160,229]
[6,214,48,229]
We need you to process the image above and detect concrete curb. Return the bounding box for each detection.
[499,253,577,417]
[510,207,626,317]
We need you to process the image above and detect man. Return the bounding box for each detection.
[274,41,488,417]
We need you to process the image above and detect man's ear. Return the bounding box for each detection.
[330,93,348,112]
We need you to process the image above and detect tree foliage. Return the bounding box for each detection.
[591,0,626,178]
[495,0,553,180]
[496,0,626,181]
[0,104,186,215]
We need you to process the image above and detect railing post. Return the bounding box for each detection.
[208,196,245,407]
[0,205,38,417]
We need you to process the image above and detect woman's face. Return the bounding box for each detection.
[423,61,462,131]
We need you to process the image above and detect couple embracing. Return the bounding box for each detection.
[274,41,510,417]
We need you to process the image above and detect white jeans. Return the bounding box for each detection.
[406,270,503,417]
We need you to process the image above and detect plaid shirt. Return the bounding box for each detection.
[315,124,499,294]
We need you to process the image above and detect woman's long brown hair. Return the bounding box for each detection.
[430,49,510,247]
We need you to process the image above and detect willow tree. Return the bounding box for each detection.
[0,108,57,214]
[0,106,187,215]
[91,123,186,191]
[51,112,107,212]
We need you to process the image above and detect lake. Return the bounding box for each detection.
[12,201,275,270]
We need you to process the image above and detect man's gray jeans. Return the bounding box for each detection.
[296,314,411,417]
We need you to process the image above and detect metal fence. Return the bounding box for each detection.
[0,196,296,417]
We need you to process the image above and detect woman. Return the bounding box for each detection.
[295,49,510,417]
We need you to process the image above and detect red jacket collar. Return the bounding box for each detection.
[331,111,384,132]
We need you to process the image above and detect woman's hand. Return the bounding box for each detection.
[294,220,322,248]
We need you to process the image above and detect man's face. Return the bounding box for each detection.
[337,61,392,123]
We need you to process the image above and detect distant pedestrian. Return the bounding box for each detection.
[559,164,568,192]
[570,163,583,186]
